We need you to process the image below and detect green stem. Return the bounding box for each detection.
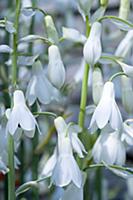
[12,0,21,87]
[95,168,102,200]
[78,16,90,129]
[8,1,21,200]
[78,63,90,128]
[31,131,39,200]
[8,135,15,200]
[31,102,39,200]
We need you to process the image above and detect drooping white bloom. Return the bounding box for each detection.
[26,60,60,106]
[6,90,39,137]
[48,45,65,89]
[62,27,86,44]
[41,117,86,188]
[115,30,133,57]
[83,22,102,66]
[92,130,126,165]
[89,81,122,132]
[117,61,133,78]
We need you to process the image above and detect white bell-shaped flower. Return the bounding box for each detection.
[41,117,85,188]
[89,81,122,132]
[83,22,102,66]
[6,90,39,137]
[26,60,60,106]
[92,130,126,165]
[48,45,65,89]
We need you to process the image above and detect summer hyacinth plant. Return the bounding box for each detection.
[0,0,133,199]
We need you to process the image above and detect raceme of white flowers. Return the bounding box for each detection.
[26,60,60,106]
[48,45,66,89]
[83,22,102,66]
[6,90,40,138]
[41,116,86,188]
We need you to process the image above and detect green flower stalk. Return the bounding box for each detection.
[78,16,90,129]
[8,1,21,200]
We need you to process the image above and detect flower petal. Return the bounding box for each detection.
[110,101,123,130]
[19,106,35,131]
[6,108,19,135]
[41,148,57,178]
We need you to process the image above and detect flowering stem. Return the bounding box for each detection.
[78,16,90,129]
[8,134,15,200]
[8,1,21,200]
[12,0,21,87]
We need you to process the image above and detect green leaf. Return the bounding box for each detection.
[99,15,133,31]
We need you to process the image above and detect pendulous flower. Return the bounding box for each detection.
[89,81,122,132]
[26,60,60,106]
[83,22,102,66]
[6,90,40,137]
[48,45,65,89]
[41,117,86,188]
[92,129,126,165]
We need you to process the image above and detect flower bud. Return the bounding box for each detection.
[92,67,103,105]
[83,22,102,66]
[48,45,65,89]
[44,15,59,44]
